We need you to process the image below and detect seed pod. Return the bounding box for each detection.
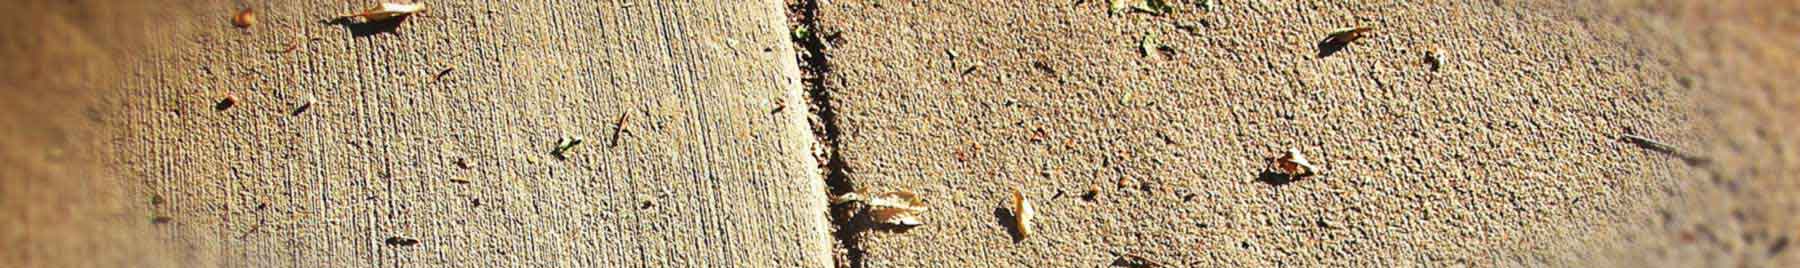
[232,8,256,28]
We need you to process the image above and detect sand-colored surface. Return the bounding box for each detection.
[2,0,1797,267]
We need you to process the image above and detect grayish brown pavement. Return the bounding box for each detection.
[6,0,1799,267]
[814,0,1710,266]
[107,0,830,267]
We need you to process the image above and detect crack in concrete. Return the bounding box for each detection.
[785,1,864,268]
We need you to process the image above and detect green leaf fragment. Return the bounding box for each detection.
[792,25,813,40]
[1131,0,1173,15]
[1139,31,1170,58]
[552,136,584,159]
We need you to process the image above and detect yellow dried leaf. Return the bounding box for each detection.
[838,191,928,227]
[1009,188,1035,240]
[232,8,256,28]
[347,2,426,22]
[1274,148,1318,178]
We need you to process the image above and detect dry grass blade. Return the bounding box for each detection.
[345,2,426,22]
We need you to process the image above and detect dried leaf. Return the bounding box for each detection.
[1323,26,1374,44]
[346,2,426,22]
[1008,188,1035,240]
[838,191,928,227]
[1273,148,1318,178]
[232,8,256,28]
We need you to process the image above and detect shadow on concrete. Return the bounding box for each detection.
[322,16,409,37]
[1315,38,1351,58]
[1255,170,1297,186]
[836,204,919,234]
[992,207,1025,243]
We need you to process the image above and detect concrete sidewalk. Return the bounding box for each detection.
[813,1,1699,266]
[111,0,830,266]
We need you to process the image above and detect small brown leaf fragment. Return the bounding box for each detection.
[344,2,426,22]
[232,8,256,28]
[1008,188,1036,240]
[836,190,929,227]
[1324,26,1374,44]
[1272,148,1318,179]
[151,216,173,224]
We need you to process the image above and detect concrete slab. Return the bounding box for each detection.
[108,0,829,266]
[815,1,1697,266]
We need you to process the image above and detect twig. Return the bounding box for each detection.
[433,67,454,82]
[609,113,631,147]
[1621,134,1710,165]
